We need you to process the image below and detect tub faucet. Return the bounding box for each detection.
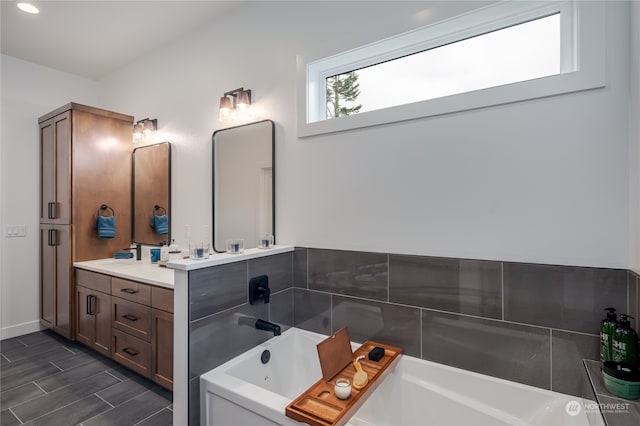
[255,319,281,336]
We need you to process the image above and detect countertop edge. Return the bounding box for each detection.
[73,262,175,289]
[166,245,295,271]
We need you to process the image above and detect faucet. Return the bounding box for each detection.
[134,242,142,261]
[255,319,281,336]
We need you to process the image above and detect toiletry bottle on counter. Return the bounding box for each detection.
[160,241,169,262]
[612,315,638,368]
[600,308,618,362]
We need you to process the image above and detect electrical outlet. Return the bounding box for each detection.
[5,225,26,237]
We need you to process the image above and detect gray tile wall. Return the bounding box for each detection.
[188,253,294,426]
[293,247,631,398]
[187,247,635,424]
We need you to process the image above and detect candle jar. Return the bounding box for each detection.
[190,242,210,260]
[258,234,274,249]
[334,378,351,400]
[226,239,244,254]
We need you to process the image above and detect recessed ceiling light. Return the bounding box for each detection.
[17,2,39,14]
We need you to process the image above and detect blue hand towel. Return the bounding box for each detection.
[150,214,169,235]
[94,215,116,239]
[114,252,134,259]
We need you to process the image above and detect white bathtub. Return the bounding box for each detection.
[200,328,602,426]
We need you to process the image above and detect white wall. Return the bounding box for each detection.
[100,0,631,269]
[630,1,640,274]
[0,55,98,338]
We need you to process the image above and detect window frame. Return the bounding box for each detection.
[297,0,605,138]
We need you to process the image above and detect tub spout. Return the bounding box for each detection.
[255,319,281,336]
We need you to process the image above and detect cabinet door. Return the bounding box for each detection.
[40,225,55,328]
[75,285,93,347]
[40,119,55,222]
[151,309,173,390]
[53,225,72,339]
[93,291,111,356]
[76,286,111,356]
[39,112,71,224]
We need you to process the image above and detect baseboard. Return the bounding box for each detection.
[1,320,44,340]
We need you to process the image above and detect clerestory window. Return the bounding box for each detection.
[298,1,605,137]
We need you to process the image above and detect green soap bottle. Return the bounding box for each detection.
[600,308,617,362]
[612,314,638,368]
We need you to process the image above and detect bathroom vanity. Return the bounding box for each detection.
[73,259,175,390]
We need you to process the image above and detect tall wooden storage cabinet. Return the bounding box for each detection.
[39,103,133,339]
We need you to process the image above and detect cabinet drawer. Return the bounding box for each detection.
[112,329,150,378]
[112,278,151,305]
[151,286,174,313]
[112,297,151,342]
[75,269,111,294]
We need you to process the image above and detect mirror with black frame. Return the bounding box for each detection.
[132,142,171,245]
[212,120,274,252]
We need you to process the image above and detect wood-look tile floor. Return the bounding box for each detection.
[0,330,173,426]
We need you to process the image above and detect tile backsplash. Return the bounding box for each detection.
[187,247,639,425]
[294,247,636,398]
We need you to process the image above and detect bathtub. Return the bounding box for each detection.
[200,328,602,426]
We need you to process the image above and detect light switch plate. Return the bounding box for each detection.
[5,225,26,237]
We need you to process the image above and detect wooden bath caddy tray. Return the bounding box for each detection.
[285,331,403,426]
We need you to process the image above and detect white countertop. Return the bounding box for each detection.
[166,245,294,271]
[73,258,175,289]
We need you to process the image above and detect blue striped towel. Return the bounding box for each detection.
[150,214,169,235]
[94,215,116,239]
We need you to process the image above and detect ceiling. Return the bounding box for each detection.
[1,0,243,80]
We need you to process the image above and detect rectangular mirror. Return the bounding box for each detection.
[132,142,171,245]
[212,120,274,252]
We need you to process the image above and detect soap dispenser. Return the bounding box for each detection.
[612,314,638,368]
[600,308,618,362]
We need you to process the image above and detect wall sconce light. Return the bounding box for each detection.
[133,118,158,140]
[218,88,252,122]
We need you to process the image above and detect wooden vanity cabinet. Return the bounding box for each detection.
[73,269,174,390]
[39,103,133,339]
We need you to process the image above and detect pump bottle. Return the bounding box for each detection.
[600,308,618,362]
[612,314,638,368]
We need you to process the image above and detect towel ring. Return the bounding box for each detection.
[98,204,115,217]
[153,205,167,216]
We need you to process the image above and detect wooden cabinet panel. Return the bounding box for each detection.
[111,278,151,305]
[72,108,132,261]
[54,112,71,223]
[151,286,174,313]
[112,297,151,342]
[93,291,112,355]
[76,285,111,357]
[40,112,71,224]
[112,329,150,378]
[76,269,111,293]
[53,225,72,338]
[151,309,174,390]
[40,119,55,222]
[40,224,72,339]
[75,286,93,347]
[40,226,55,329]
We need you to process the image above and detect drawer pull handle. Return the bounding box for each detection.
[120,288,138,294]
[122,314,138,322]
[122,347,138,356]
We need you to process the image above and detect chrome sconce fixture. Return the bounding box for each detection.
[219,88,252,122]
[133,118,158,140]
